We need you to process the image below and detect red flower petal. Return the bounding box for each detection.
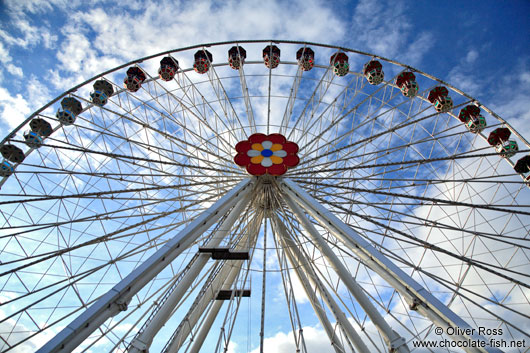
[249,133,267,144]
[282,141,299,154]
[234,134,299,176]
[247,163,266,175]
[283,155,300,167]
[267,164,287,176]
[235,140,251,153]
[267,133,286,145]
[234,153,250,166]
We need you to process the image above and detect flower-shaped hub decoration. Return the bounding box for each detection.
[234,133,299,176]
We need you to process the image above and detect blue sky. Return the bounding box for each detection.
[0,1,529,352]
[0,0,529,137]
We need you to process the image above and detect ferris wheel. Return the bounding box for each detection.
[0,40,529,353]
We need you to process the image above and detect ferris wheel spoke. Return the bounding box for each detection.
[301,238,419,352]
[0,180,230,206]
[275,206,391,352]
[269,217,309,353]
[23,141,244,177]
[293,69,339,145]
[53,111,238,180]
[172,69,239,152]
[272,211,370,353]
[272,194,368,351]
[276,187,490,350]
[206,62,247,140]
[301,182,530,247]
[0,191,223,277]
[237,63,257,135]
[298,98,473,170]
[286,64,337,143]
[0,178,229,239]
[381,248,530,334]
[291,183,501,302]
[5,245,183,353]
[296,103,435,173]
[133,70,237,159]
[349,233,530,340]
[291,172,525,189]
[52,112,236,175]
[0,231,170,323]
[80,84,233,172]
[299,73,419,161]
[279,65,303,136]
[294,159,518,203]
[299,68,411,158]
[291,147,529,180]
[298,180,530,216]
[308,191,530,288]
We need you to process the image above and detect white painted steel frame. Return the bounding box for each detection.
[163,209,263,353]
[278,216,371,353]
[280,178,502,353]
[1,40,527,353]
[35,178,254,353]
[282,193,410,353]
[128,193,253,352]
[188,299,223,353]
[271,214,347,353]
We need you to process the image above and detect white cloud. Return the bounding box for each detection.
[0,86,32,129]
[446,47,486,96]
[249,325,339,353]
[0,1,528,353]
[350,0,433,66]
[0,309,63,353]
[465,49,479,64]
[0,41,23,77]
[0,75,54,130]
[490,65,530,141]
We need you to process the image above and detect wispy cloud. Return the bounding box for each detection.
[349,0,434,66]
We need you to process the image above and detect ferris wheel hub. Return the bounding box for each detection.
[234,133,299,176]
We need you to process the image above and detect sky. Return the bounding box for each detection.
[0,0,529,352]
[0,0,529,139]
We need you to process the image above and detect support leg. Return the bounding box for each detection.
[281,178,499,353]
[129,193,253,352]
[283,192,409,353]
[36,178,253,353]
[272,215,352,353]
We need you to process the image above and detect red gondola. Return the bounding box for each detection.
[487,127,511,146]
[363,60,384,85]
[123,67,146,92]
[228,46,246,70]
[263,45,280,69]
[158,57,179,81]
[296,47,314,71]
[194,50,213,74]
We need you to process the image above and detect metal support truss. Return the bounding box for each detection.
[163,210,262,353]
[280,65,303,135]
[238,64,256,134]
[36,178,254,353]
[272,214,356,353]
[283,193,410,353]
[280,178,502,353]
[286,63,335,143]
[164,259,243,353]
[188,299,224,353]
[128,193,253,352]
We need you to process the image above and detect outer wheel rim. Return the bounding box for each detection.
[0,40,528,353]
